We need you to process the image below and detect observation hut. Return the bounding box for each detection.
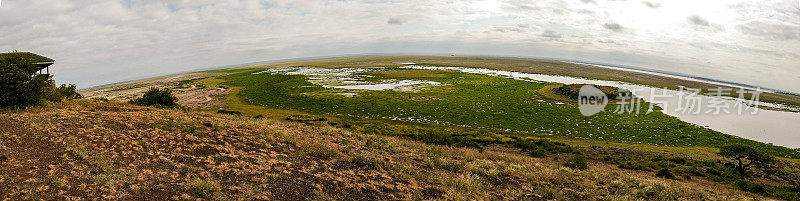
[0,52,56,85]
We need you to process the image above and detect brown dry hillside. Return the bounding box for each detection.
[0,100,770,200]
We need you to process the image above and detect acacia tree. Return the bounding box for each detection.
[718,144,775,178]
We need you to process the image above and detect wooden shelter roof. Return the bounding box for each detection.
[0,52,55,70]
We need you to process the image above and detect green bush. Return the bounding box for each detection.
[528,147,548,158]
[413,129,455,145]
[736,180,764,193]
[733,180,800,200]
[562,155,588,170]
[635,184,676,200]
[513,139,576,157]
[130,88,178,107]
[44,84,82,102]
[656,168,675,179]
[56,84,82,99]
[217,109,243,115]
[718,144,775,178]
[0,54,48,109]
[189,178,219,197]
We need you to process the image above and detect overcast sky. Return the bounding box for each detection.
[1,0,798,92]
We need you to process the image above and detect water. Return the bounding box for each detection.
[256,66,800,148]
[253,67,441,91]
[325,80,440,90]
[402,65,800,148]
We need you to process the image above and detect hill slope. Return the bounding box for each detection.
[0,100,770,200]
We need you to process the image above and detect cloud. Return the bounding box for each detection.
[387,18,407,25]
[603,22,624,32]
[597,39,616,44]
[0,0,797,93]
[736,20,800,41]
[492,26,525,33]
[642,1,661,8]
[540,30,562,38]
[685,15,725,32]
[687,15,709,26]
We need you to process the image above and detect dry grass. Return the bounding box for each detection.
[0,100,771,200]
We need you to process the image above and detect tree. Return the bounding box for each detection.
[44,84,83,102]
[131,88,178,107]
[718,144,775,178]
[0,53,49,109]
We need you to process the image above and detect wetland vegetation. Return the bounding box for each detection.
[217,67,800,159]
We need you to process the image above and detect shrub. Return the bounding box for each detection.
[130,88,178,107]
[562,155,588,170]
[656,168,675,179]
[303,143,339,159]
[735,180,765,193]
[735,180,800,200]
[56,84,82,99]
[635,184,676,200]
[453,137,483,151]
[552,84,622,99]
[349,154,385,170]
[413,129,455,145]
[189,178,219,197]
[217,109,243,115]
[44,84,83,102]
[0,53,48,109]
[513,139,577,157]
[718,144,775,178]
[285,115,326,122]
[528,147,548,158]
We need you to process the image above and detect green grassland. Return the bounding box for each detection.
[215,67,800,159]
[228,55,800,107]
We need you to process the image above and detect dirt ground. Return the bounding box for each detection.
[79,73,230,110]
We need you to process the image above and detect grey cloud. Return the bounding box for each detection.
[597,39,615,44]
[642,1,661,8]
[492,23,538,33]
[687,15,709,26]
[493,26,525,33]
[603,22,624,32]
[737,20,800,41]
[686,15,725,32]
[1,0,798,93]
[387,18,407,25]
[541,30,562,38]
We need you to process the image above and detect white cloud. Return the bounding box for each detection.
[0,0,798,93]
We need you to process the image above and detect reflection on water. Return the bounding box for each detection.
[402,65,800,148]
[325,80,440,90]
[254,67,441,91]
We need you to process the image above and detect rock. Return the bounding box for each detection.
[0,155,8,162]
